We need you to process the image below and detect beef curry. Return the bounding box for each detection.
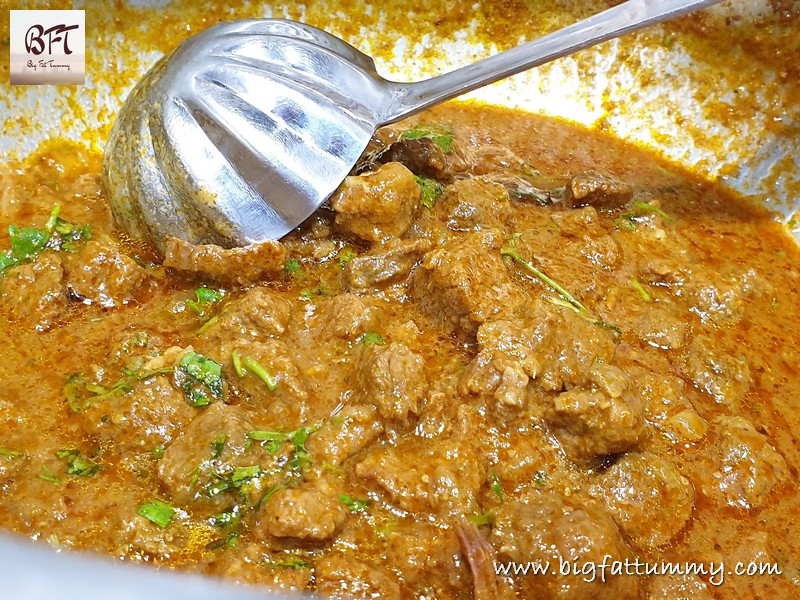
[0,103,798,599]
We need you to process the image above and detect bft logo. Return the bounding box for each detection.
[10,10,85,85]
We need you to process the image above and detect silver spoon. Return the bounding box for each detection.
[103,0,721,254]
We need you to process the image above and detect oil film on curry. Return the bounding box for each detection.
[0,1,799,599]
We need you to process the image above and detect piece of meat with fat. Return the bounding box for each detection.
[547,364,646,459]
[409,230,524,340]
[81,374,196,452]
[314,555,403,600]
[65,238,146,307]
[345,238,432,289]
[198,286,292,346]
[307,292,380,340]
[157,403,267,509]
[330,161,421,243]
[0,252,66,330]
[355,437,484,517]
[491,489,639,599]
[256,478,346,541]
[378,135,471,181]
[587,452,694,550]
[565,171,633,209]
[680,335,752,406]
[354,342,427,422]
[692,415,788,510]
[439,178,512,232]
[305,404,384,466]
[163,237,286,285]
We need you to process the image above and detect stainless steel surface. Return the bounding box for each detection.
[103,0,723,253]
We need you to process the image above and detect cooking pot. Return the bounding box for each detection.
[0,0,798,597]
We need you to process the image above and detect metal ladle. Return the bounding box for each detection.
[103,0,721,254]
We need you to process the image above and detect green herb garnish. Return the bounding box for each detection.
[64,367,175,413]
[138,500,176,528]
[533,470,548,488]
[211,506,241,528]
[248,424,320,471]
[337,248,356,267]
[239,356,278,391]
[469,511,496,526]
[179,351,224,407]
[231,465,262,487]
[284,259,302,275]
[186,287,222,315]
[400,126,454,153]
[632,201,673,222]
[502,239,619,334]
[339,494,370,513]
[211,433,227,459]
[489,467,504,503]
[152,445,165,460]
[414,176,445,208]
[38,465,61,484]
[265,555,311,570]
[0,448,23,459]
[55,449,102,477]
[357,331,386,346]
[630,278,652,302]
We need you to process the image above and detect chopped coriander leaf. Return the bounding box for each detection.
[179,351,224,407]
[357,331,386,346]
[65,367,176,413]
[38,465,61,484]
[240,356,278,391]
[195,315,218,335]
[0,254,16,274]
[138,500,175,528]
[339,494,370,513]
[0,448,23,458]
[400,126,454,153]
[265,554,311,570]
[9,225,50,263]
[469,512,495,526]
[211,433,227,459]
[289,425,319,471]
[55,449,102,477]
[632,201,673,222]
[284,259,302,275]
[630,278,652,302]
[206,531,239,551]
[414,176,445,208]
[337,248,356,267]
[152,445,165,460]
[533,470,548,487]
[211,506,241,528]
[259,481,290,508]
[247,429,290,454]
[232,350,244,377]
[186,287,222,315]
[489,467,504,503]
[299,286,331,301]
[123,331,149,350]
[231,465,262,487]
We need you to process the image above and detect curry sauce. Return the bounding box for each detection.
[0,103,799,598]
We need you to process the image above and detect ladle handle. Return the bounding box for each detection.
[381,0,722,124]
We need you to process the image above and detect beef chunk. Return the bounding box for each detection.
[565,171,633,209]
[636,305,688,349]
[345,238,432,289]
[315,555,402,600]
[385,522,468,591]
[356,438,484,517]
[379,135,471,181]
[587,452,694,549]
[66,239,145,307]
[644,573,714,600]
[310,293,380,340]
[547,365,645,459]
[409,231,523,340]
[641,373,708,445]
[199,287,292,346]
[306,404,384,466]
[354,342,427,422]
[491,490,638,599]
[256,479,346,541]
[693,416,788,510]
[459,350,532,409]
[439,178,511,232]
[163,238,286,285]
[330,162,421,243]
[685,268,763,326]
[680,335,752,405]
[1,253,66,330]
[157,404,265,508]
[81,375,196,452]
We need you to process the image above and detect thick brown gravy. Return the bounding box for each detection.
[1,103,799,599]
